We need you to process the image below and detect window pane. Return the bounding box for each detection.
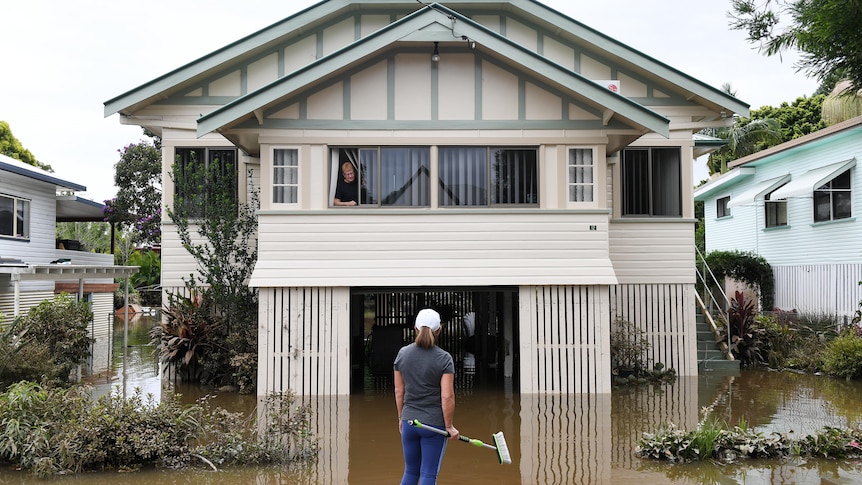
[813,191,831,222]
[16,200,28,237]
[622,149,650,215]
[491,148,537,204]
[439,147,487,206]
[0,196,12,236]
[651,148,681,216]
[380,147,430,206]
[359,149,376,205]
[568,148,594,202]
[834,191,852,219]
[273,149,298,204]
[765,200,787,227]
[717,196,730,218]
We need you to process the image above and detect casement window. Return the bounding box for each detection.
[0,194,29,239]
[331,147,430,207]
[438,147,538,206]
[814,169,851,222]
[173,147,238,217]
[621,147,682,217]
[764,191,787,227]
[716,196,730,218]
[567,148,594,203]
[272,148,299,204]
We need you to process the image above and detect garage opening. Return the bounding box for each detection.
[350,287,518,394]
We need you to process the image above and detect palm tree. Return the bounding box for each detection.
[698,83,782,175]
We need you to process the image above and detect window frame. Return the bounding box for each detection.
[271,147,300,206]
[813,169,852,223]
[764,190,788,228]
[621,147,682,217]
[0,193,30,240]
[567,147,595,204]
[716,196,730,219]
[173,147,238,219]
[438,146,539,207]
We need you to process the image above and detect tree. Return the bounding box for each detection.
[699,84,784,174]
[157,157,259,392]
[55,221,113,254]
[106,141,162,246]
[0,121,51,171]
[729,0,862,93]
[700,88,826,174]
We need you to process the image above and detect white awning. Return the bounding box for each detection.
[727,175,791,208]
[771,159,856,200]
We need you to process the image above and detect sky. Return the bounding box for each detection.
[2,0,820,203]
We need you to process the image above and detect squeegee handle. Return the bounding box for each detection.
[408,420,496,449]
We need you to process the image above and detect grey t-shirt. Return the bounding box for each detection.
[394,343,455,427]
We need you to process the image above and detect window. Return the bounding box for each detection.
[621,147,681,216]
[272,148,298,204]
[716,196,730,218]
[439,147,538,206]
[331,147,429,207]
[0,194,29,239]
[174,147,238,217]
[764,191,787,227]
[567,148,594,202]
[814,169,851,222]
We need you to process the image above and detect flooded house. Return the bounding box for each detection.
[104,0,748,396]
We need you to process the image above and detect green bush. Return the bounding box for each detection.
[0,381,317,477]
[822,333,862,380]
[0,294,94,387]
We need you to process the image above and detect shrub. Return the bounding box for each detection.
[726,291,762,367]
[0,294,94,387]
[821,333,862,380]
[0,381,317,477]
[610,317,650,374]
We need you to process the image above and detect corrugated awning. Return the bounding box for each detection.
[727,175,791,208]
[771,159,856,200]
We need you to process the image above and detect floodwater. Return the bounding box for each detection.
[5,315,862,484]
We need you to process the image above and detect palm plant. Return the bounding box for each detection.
[699,83,782,175]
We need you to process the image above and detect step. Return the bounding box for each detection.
[699,357,741,372]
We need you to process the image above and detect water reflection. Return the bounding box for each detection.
[17,319,861,484]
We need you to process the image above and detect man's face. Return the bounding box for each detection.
[343,166,355,182]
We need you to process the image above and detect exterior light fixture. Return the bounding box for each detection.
[431,42,440,62]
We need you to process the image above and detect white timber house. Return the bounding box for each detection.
[105,0,749,396]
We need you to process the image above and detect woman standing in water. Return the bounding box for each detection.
[394,308,459,485]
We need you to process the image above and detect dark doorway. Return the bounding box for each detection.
[349,287,518,393]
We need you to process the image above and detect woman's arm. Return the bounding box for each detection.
[394,370,405,433]
[440,373,459,440]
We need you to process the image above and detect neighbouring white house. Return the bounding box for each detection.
[104,0,749,396]
[0,153,137,374]
[694,115,862,320]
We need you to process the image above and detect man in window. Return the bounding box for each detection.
[334,161,361,206]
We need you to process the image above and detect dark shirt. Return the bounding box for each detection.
[335,178,359,204]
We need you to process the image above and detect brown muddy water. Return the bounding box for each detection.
[4,315,862,484]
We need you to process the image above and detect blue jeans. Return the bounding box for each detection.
[400,421,448,485]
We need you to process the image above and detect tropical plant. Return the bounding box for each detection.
[151,285,220,383]
[128,248,161,306]
[725,291,762,366]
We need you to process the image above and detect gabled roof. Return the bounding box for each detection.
[0,153,86,192]
[196,4,670,153]
[104,0,749,141]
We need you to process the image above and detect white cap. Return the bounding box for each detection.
[415,308,441,331]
